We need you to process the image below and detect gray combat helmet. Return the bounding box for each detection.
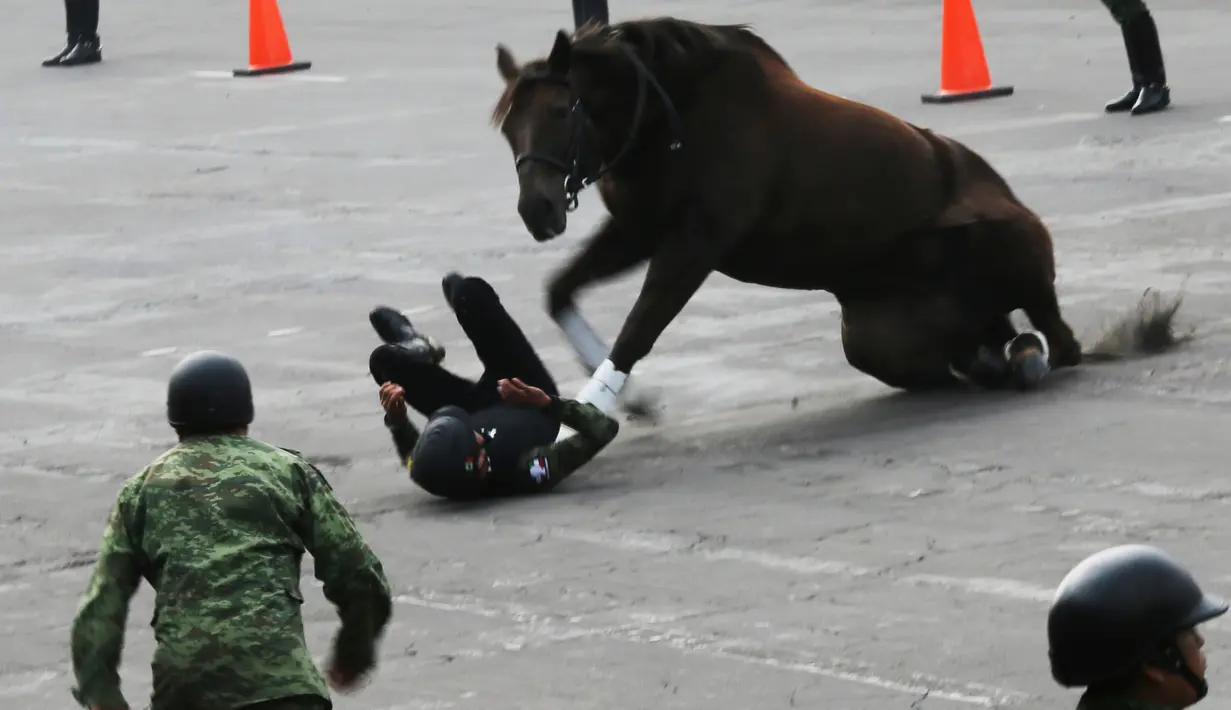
[1048,544,1227,699]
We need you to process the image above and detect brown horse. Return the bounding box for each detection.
[490,17,1186,420]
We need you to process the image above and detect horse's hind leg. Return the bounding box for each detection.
[954,315,1017,389]
[840,294,979,392]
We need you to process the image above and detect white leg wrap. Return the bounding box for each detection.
[555,307,609,373]
[575,359,628,414]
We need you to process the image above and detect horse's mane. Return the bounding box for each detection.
[491,17,791,126]
[572,17,793,76]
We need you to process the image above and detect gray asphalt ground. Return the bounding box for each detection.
[4,0,1231,708]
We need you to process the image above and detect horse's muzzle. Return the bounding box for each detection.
[518,194,567,242]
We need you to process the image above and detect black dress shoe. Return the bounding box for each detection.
[42,34,78,66]
[59,36,102,67]
[369,306,446,364]
[1105,85,1141,113]
[1131,82,1170,115]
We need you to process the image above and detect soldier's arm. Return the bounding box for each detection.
[70,482,143,710]
[293,461,394,680]
[514,396,620,491]
[385,412,421,473]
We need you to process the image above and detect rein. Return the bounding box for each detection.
[513,44,685,212]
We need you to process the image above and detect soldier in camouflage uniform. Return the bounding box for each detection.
[1048,544,1226,710]
[70,350,393,710]
[1100,0,1169,115]
[369,272,620,499]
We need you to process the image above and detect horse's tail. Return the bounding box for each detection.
[1079,288,1192,364]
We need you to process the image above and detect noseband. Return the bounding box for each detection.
[513,44,685,212]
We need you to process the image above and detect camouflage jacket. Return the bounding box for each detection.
[1077,689,1174,710]
[388,395,620,495]
[69,434,393,710]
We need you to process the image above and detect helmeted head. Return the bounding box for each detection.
[407,405,491,499]
[166,350,255,437]
[1048,544,1227,707]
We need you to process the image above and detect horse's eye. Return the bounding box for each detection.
[550,105,570,120]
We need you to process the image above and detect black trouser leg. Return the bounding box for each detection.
[369,346,495,416]
[447,276,559,397]
[77,0,100,37]
[1129,11,1165,85]
[63,0,99,37]
[371,275,558,417]
[572,0,609,29]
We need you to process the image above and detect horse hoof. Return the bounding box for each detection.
[1007,334,1051,390]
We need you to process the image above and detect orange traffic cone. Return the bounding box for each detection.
[921,0,1012,104]
[233,0,311,77]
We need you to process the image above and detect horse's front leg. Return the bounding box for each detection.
[576,235,718,415]
[547,214,657,372]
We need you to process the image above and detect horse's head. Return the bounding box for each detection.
[491,32,583,242]
[492,22,691,242]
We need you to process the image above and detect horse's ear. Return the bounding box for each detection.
[495,44,519,82]
[548,29,572,74]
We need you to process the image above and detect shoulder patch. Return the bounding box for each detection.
[528,456,550,484]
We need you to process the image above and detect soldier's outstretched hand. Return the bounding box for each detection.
[498,378,551,408]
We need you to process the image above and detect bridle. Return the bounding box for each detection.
[512,44,685,212]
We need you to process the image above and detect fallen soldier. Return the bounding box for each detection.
[368,272,619,500]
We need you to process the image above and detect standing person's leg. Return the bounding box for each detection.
[1101,0,1168,115]
[572,0,609,29]
[442,273,559,397]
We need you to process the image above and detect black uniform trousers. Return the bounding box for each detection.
[573,0,608,28]
[369,276,559,418]
[64,0,100,38]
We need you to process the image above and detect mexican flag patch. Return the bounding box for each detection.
[529,456,550,483]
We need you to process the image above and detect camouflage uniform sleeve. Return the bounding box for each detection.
[70,479,144,710]
[513,396,620,491]
[385,412,420,472]
[292,460,394,680]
